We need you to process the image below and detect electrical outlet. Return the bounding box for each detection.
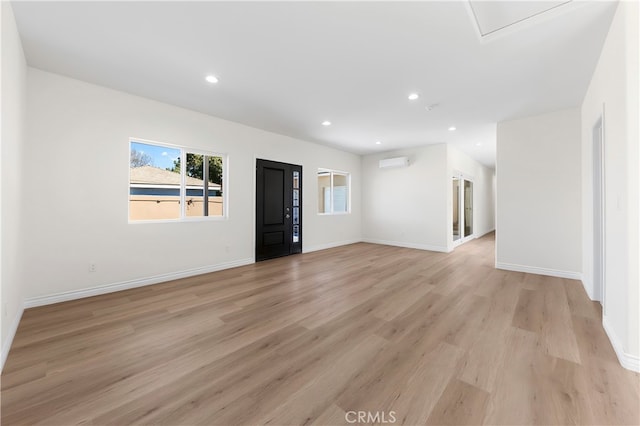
[89,263,97,272]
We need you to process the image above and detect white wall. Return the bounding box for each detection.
[1,1,28,369]
[447,145,495,251]
[361,144,495,253]
[23,68,362,303]
[496,108,582,278]
[581,1,639,371]
[361,145,449,252]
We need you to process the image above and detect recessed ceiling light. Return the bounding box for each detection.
[375,141,382,145]
[322,121,331,126]
[475,142,483,146]
[205,75,219,84]
[408,93,419,100]
[448,126,456,131]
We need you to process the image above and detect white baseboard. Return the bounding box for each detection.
[303,239,362,253]
[475,228,496,238]
[362,238,450,253]
[495,262,582,280]
[24,258,254,308]
[2,305,24,372]
[603,316,640,372]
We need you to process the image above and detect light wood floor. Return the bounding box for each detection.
[2,234,639,425]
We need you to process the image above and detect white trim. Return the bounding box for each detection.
[495,262,582,280]
[1,306,24,372]
[362,238,450,253]
[603,316,640,372]
[451,174,475,248]
[24,258,254,308]
[303,239,361,253]
[252,156,257,262]
[592,111,606,306]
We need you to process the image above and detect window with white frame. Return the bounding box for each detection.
[129,139,225,222]
[318,169,350,214]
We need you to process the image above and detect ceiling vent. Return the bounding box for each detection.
[379,157,409,169]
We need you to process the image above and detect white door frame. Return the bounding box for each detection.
[593,115,606,309]
[452,172,474,247]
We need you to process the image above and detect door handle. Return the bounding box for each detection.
[285,214,291,219]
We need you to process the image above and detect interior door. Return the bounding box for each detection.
[256,159,302,261]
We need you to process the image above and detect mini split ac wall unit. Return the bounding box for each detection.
[379,156,409,169]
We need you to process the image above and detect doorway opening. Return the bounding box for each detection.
[593,118,605,307]
[256,159,302,261]
[453,175,474,246]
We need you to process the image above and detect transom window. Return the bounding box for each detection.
[318,169,350,214]
[129,139,226,222]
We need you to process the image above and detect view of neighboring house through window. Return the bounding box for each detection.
[317,169,350,214]
[129,140,224,221]
[184,152,224,217]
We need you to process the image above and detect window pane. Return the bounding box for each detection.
[207,155,224,217]
[129,141,181,221]
[317,171,331,213]
[332,173,348,213]
[464,180,473,237]
[185,153,205,217]
[453,178,461,241]
[184,153,224,217]
[317,170,350,214]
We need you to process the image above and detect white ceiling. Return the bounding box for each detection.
[11,1,618,168]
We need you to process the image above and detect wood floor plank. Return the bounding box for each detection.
[443,294,491,350]
[190,324,383,425]
[388,342,463,425]
[87,324,310,426]
[522,272,545,291]
[425,378,490,425]
[547,357,597,425]
[512,288,546,332]
[582,359,640,425]
[311,403,347,426]
[571,314,619,363]
[336,296,471,416]
[539,277,582,364]
[373,279,435,322]
[563,278,600,319]
[258,334,388,425]
[472,268,515,298]
[482,326,556,425]
[2,232,638,426]
[457,275,522,393]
